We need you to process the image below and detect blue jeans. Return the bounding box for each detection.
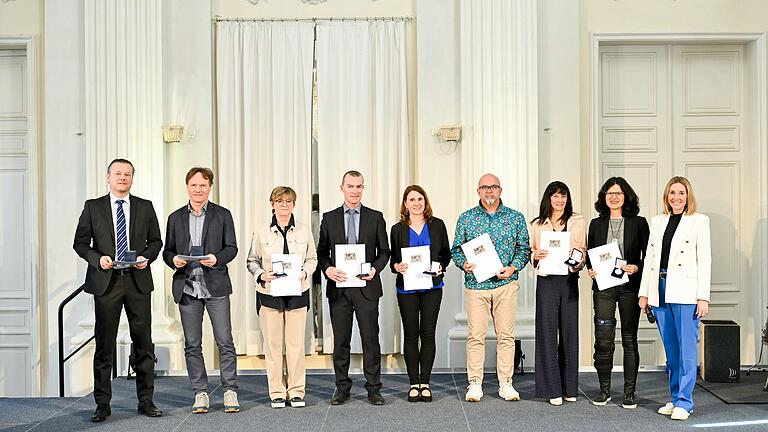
[655,275,699,412]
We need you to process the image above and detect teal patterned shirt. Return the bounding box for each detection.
[451,201,531,290]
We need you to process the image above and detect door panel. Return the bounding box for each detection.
[0,50,34,396]
[598,43,755,366]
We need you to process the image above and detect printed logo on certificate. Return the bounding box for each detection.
[335,244,366,287]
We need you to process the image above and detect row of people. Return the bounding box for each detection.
[73,160,709,423]
[528,175,709,422]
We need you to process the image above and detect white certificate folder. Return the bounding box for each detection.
[538,231,570,276]
[460,233,504,283]
[587,242,629,290]
[335,244,366,288]
[269,254,303,297]
[401,246,433,291]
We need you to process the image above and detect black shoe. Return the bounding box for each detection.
[330,391,350,405]
[420,387,433,403]
[408,386,420,403]
[137,400,163,417]
[368,392,385,406]
[91,404,111,422]
[592,390,611,406]
[622,393,637,409]
[271,398,286,408]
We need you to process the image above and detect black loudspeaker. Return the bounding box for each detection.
[514,340,525,375]
[700,320,740,383]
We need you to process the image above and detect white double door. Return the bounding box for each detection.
[598,42,761,366]
[0,47,38,396]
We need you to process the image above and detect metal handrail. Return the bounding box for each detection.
[58,284,116,397]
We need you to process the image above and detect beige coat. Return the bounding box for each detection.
[529,213,587,276]
[246,220,318,295]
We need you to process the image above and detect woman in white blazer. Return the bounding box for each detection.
[639,176,711,421]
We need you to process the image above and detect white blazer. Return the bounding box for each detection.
[639,213,711,307]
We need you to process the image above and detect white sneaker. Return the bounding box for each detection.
[657,402,675,416]
[192,392,209,414]
[498,378,521,401]
[564,396,577,402]
[465,379,483,402]
[223,389,240,413]
[549,397,563,406]
[671,407,691,421]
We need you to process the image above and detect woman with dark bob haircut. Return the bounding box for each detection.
[530,181,586,405]
[587,177,649,409]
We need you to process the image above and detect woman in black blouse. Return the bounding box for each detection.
[390,185,451,402]
[587,177,649,409]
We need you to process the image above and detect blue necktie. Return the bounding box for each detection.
[347,209,357,244]
[116,200,128,261]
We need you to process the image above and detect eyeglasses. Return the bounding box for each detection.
[478,185,501,192]
[275,199,294,206]
[606,192,624,197]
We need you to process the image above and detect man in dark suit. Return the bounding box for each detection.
[317,170,391,406]
[73,158,163,422]
[162,167,239,414]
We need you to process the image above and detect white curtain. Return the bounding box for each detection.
[316,21,411,354]
[216,21,315,355]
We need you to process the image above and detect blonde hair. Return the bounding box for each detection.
[662,176,697,215]
[269,186,297,204]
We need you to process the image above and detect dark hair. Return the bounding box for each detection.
[399,185,434,224]
[185,167,214,185]
[531,181,573,225]
[341,170,363,185]
[107,158,134,174]
[594,177,640,217]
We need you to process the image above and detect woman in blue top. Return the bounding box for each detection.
[390,185,451,402]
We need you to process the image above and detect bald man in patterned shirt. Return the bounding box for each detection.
[451,173,531,403]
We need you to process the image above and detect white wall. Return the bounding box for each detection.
[43,0,90,396]
[163,0,214,207]
[29,0,768,396]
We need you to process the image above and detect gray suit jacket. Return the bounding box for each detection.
[162,201,238,303]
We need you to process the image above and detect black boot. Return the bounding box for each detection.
[592,373,612,406]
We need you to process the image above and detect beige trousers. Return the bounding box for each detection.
[465,281,518,382]
[260,306,307,399]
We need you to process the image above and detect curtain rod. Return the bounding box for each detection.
[214,15,413,23]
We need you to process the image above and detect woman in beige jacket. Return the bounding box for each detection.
[246,186,317,409]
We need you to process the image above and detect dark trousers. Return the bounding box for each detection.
[592,284,641,395]
[178,293,238,394]
[93,273,154,405]
[329,288,382,394]
[397,289,443,385]
[534,275,579,399]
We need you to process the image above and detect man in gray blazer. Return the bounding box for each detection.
[162,167,239,414]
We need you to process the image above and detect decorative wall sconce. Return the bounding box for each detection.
[162,125,184,143]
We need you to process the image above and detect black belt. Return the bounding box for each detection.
[659,270,667,279]
[113,268,133,277]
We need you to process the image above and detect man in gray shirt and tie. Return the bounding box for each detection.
[163,167,239,414]
[317,170,391,405]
